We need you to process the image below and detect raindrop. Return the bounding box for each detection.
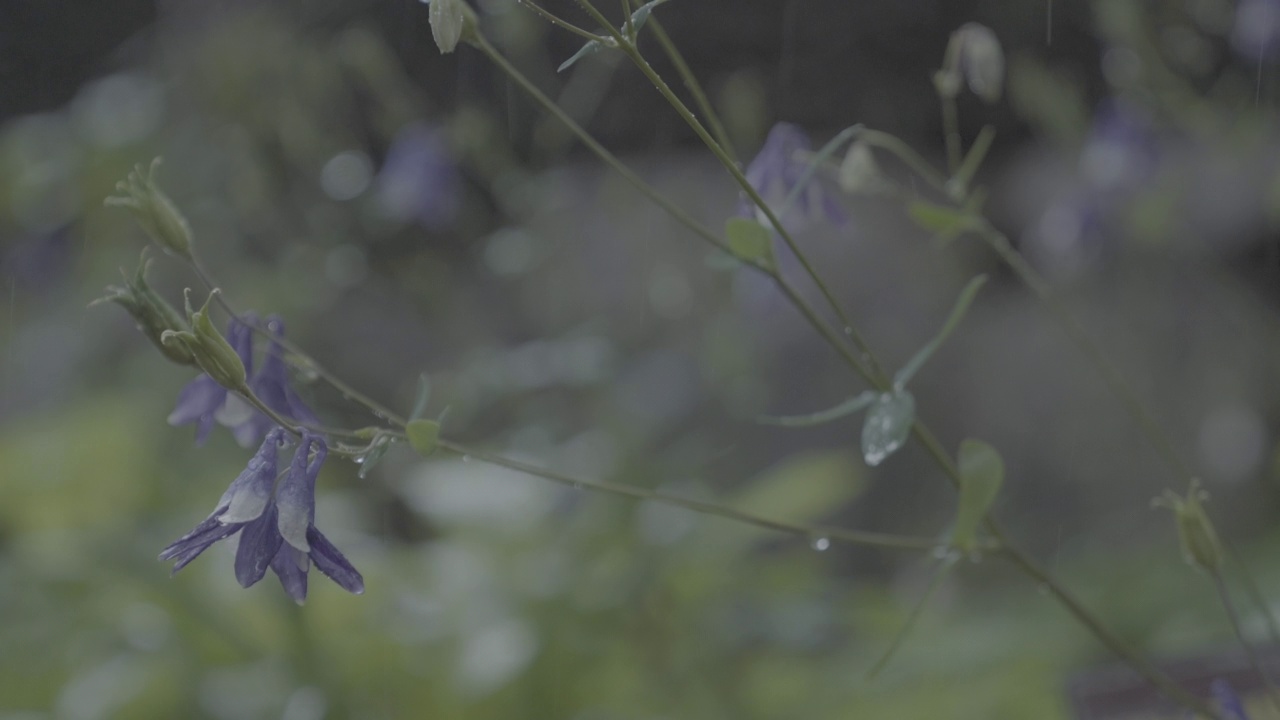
[353,456,365,465]
[843,326,854,336]
[810,536,831,551]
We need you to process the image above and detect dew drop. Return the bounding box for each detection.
[811,536,831,552]
[843,326,854,336]
[461,455,471,463]
[353,456,365,465]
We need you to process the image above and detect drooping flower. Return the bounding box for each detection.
[739,122,846,232]
[159,430,364,603]
[168,313,257,445]
[268,433,365,603]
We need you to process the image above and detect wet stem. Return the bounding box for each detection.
[479,8,1221,715]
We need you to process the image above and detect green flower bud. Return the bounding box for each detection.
[1154,479,1223,574]
[104,158,194,259]
[837,141,886,195]
[428,0,477,54]
[91,257,197,367]
[176,289,248,391]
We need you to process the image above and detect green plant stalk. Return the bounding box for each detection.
[473,27,1221,713]
[517,0,604,43]
[642,12,738,162]
[439,439,947,552]
[572,0,887,384]
[973,224,1197,482]
[940,95,962,174]
[1212,570,1280,711]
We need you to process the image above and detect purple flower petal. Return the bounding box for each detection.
[276,435,325,552]
[270,543,310,605]
[159,511,238,573]
[1211,678,1252,720]
[307,525,364,595]
[168,375,226,446]
[234,502,283,588]
[219,428,286,523]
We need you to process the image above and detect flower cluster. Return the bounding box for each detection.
[169,313,318,447]
[159,429,364,604]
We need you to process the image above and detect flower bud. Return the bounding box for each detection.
[1154,479,1223,574]
[838,141,886,195]
[428,0,476,54]
[91,258,197,367]
[938,23,1004,104]
[167,289,248,391]
[104,158,194,259]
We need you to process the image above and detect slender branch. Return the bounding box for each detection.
[186,258,408,427]
[643,13,738,162]
[517,0,605,43]
[973,223,1197,482]
[940,96,962,174]
[439,439,950,552]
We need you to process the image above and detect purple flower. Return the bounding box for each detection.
[739,122,846,232]
[375,122,460,230]
[169,313,319,447]
[234,315,320,444]
[159,430,364,603]
[168,313,257,446]
[1211,678,1252,720]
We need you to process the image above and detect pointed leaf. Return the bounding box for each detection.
[893,275,986,390]
[757,391,876,428]
[951,438,1004,553]
[861,391,915,466]
[724,217,776,268]
[406,419,441,457]
[410,373,431,421]
[558,40,603,73]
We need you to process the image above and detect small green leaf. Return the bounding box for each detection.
[724,217,775,267]
[951,438,1004,553]
[893,275,986,390]
[861,391,915,466]
[758,391,876,428]
[558,40,603,73]
[357,435,394,479]
[907,200,981,242]
[406,419,441,457]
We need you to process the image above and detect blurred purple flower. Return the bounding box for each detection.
[1233,0,1280,60]
[375,122,460,230]
[168,313,257,445]
[739,122,846,231]
[170,313,319,447]
[1211,678,1251,720]
[159,430,364,603]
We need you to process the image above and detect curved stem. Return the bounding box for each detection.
[439,439,949,552]
[186,258,408,427]
[517,0,605,43]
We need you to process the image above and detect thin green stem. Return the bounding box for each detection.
[439,439,949,552]
[974,223,1197,482]
[517,0,605,43]
[940,95,962,174]
[643,13,738,161]
[1224,537,1280,647]
[857,129,952,195]
[1212,570,1280,711]
[186,258,408,427]
[574,0,882,383]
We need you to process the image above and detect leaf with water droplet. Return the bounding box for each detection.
[357,436,393,479]
[810,536,831,551]
[757,390,876,428]
[892,275,986,390]
[860,391,915,466]
[951,438,1004,553]
[406,419,440,457]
